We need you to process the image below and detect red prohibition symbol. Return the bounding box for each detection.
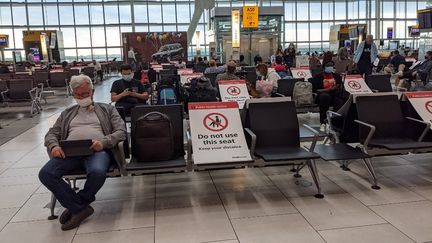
[203,113,228,132]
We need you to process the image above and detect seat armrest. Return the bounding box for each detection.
[371,89,379,93]
[326,110,342,132]
[274,93,285,97]
[0,89,9,101]
[186,129,192,165]
[244,128,257,156]
[406,117,431,142]
[354,120,376,148]
[302,124,319,152]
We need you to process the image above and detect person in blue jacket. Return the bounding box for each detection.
[354,35,378,76]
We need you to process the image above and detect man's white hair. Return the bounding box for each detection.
[69,74,93,90]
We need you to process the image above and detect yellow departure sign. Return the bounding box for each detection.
[243,6,259,28]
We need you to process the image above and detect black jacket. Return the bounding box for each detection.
[310,72,342,93]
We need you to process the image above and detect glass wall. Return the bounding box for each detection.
[0,0,427,61]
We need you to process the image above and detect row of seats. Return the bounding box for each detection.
[46,91,432,219]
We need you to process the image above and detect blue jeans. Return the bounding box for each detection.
[39,151,110,214]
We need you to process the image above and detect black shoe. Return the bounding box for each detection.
[59,209,71,225]
[61,206,94,231]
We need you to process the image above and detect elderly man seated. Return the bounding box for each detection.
[39,74,127,231]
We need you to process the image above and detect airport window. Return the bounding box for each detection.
[0,0,427,60]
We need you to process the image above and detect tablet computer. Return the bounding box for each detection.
[59,139,94,157]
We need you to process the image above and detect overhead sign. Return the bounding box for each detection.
[189,102,252,164]
[291,67,312,80]
[344,75,373,94]
[218,80,250,109]
[0,34,9,47]
[243,6,259,28]
[232,9,240,48]
[180,73,203,85]
[406,92,432,128]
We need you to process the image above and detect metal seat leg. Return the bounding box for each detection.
[47,193,58,220]
[362,158,381,190]
[307,159,324,199]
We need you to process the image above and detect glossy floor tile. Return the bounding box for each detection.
[73,227,154,243]
[370,201,432,243]
[318,224,415,243]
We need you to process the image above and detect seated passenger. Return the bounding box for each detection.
[204,59,225,74]
[238,54,249,67]
[39,74,127,231]
[256,63,280,93]
[390,50,405,72]
[310,61,344,125]
[272,56,289,78]
[110,64,149,115]
[88,60,103,81]
[193,57,208,73]
[400,51,432,82]
[216,61,240,82]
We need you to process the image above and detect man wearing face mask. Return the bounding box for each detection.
[310,61,344,126]
[110,64,148,115]
[39,74,127,231]
[400,51,432,82]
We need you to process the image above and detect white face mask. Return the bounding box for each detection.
[122,74,133,82]
[75,97,92,107]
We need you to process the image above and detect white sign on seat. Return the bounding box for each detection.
[180,73,203,85]
[218,80,250,109]
[344,75,373,94]
[406,91,432,127]
[189,102,252,164]
[291,67,312,80]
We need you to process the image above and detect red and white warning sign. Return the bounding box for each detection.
[189,102,252,164]
[344,75,372,94]
[180,72,203,84]
[177,68,193,75]
[218,80,250,109]
[406,92,432,127]
[291,67,312,80]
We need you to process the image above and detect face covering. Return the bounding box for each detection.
[256,71,261,77]
[75,97,92,108]
[324,66,335,73]
[122,74,133,81]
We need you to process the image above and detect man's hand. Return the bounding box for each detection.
[51,146,65,158]
[90,140,104,152]
[412,71,417,77]
[120,89,131,97]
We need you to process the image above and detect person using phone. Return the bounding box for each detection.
[110,64,149,115]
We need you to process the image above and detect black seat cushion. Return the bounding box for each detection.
[126,156,186,170]
[369,138,432,150]
[63,165,117,177]
[299,126,327,140]
[313,143,370,161]
[255,147,320,161]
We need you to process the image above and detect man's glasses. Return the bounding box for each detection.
[72,92,91,99]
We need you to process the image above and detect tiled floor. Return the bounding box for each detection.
[1,78,432,242]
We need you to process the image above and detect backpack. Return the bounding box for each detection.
[186,77,218,103]
[293,81,313,105]
[157,87,177,105]
[134,112,175,162]
[255,79,273,98]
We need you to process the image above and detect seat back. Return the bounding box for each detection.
[8,79,33,100]
[365,74,392,92]
[356,94,404,141]
[159,69,176,81]
[242,66,256,72]
[13,73,33,80]
[277,78,303,96]
[247,101,300,149]
[34,71,49,86]
[194,64,207,73]
[131,104,185,160]
[162,64,176,70]
[49,72,67,87]
[204,72,218,87]
[82,67,95,78]
[67,69,80,79]
[245,71,257,85]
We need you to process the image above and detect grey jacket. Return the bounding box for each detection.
[44,103,127,169]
